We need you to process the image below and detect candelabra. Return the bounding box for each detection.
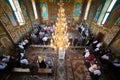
[51,1,69,59]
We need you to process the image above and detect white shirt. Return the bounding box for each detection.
[94,69,101,76]
[94,47,99,52]
[39,31,45,37]
[0,63,7,69]
[18,44,24,49]
[113,63,120,67]
[20,53,25,59]
[20,59,29,65]
[42,37,48,41]
[21,41,26,45]
[101,54,109,60]
[24,39,29,44]
[84,52,90,58]
[93,40,98,44]
[89,64,97,73]
[96,42,102,48]
[2,55,10,62]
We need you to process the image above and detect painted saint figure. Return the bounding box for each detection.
[73,2,82,21]
[41,2,48,20]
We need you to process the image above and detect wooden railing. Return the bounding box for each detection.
[30,45,85,49]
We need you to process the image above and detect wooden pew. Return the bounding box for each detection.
[38,68,52,74]
[12,68,52,73]
[12,67,30,73]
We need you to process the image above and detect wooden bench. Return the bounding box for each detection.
[38,68,52,74]
[12,68,52,74]
[12,67,30,73]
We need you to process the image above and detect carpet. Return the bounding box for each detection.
[6,48,91,80]
[66,52,91,80]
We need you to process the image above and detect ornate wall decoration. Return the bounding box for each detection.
[90,20,108,36]
[106,5,120,28]
[104,18,120,45]
[0,25,12,54]
[0,6,19,43]
[21,4,29,20]
[40,2,49,20]
[112,38,120,53]
[1,37,12,47]
[73,2,82,21]
[94,4,102,21]
[1,0,17,26]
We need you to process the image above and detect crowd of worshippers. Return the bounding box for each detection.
[83,38,120,80]
[0,50,29,72]
[22,23,89,46]
[77,22,89,39]
[68,21,91,46]
[0,50,53,73]
[30,24,53,45]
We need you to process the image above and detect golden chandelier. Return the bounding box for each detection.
[51,1,70,49]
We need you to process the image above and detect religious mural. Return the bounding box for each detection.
[73,2,82,21]
[0,25,12,54]
[94,4,102,21]
[40,2,48,20]
[106,4,120,27]
[2,0,17,26]
[19,0,29,20]
[1,37,11,47]
[111,32,120,54]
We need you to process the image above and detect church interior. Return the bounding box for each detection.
[0,0,120,80]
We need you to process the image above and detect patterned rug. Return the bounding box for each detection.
[66,52,91,80]
[6,48,91,80]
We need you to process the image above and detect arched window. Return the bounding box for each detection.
[31,0,38,19]
[97,0,117,26]
[9,0,25,25]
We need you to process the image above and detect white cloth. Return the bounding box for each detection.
[2,55,10,62]
[94,47,99,51]
[84,52,90,58]
[42,37,48,41]
[21,42,26,45]
[89,64,97,73]
[113,63,120,67]
[113,59,120,67]
[39,31,45,37]
[96,42,102,48]
[93,40,98,44]
[18,44,24,49]
[0,63,7,69]
[94,69,101,76]
[20,59,29,65]
[20,53,25,59]
[101,54,109,60]
[24,39,29,44]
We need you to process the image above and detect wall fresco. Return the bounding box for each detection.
[106,4,120,27]
[73,2,82,21]
[105,1,120,28]
[0,25,12,54]
[19,0,29,20]
[2,0,17,26]
[111,33,120,54]
[40,2,48,20]
[94,4,102,21]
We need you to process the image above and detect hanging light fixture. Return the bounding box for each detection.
[51,0,70,50]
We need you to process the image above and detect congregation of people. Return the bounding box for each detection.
[0,22,120,80]
[82,31,120,80]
